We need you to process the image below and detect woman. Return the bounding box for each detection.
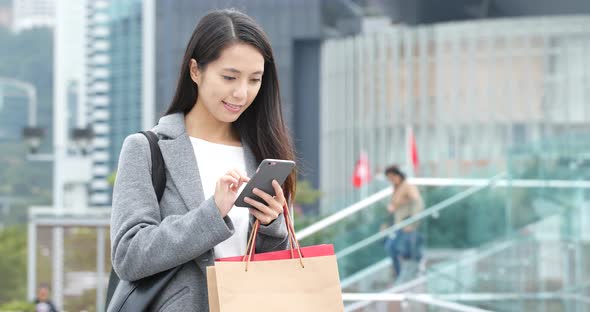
[110,9,296,311]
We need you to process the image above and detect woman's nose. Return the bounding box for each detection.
[232,81,247,100]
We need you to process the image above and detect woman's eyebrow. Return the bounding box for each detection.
[222,67,263,75]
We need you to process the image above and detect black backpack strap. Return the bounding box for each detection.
[106,130,167,309]
[139,130,166,202]
[105,269,119,309]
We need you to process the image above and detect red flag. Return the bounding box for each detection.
[409,130,419,171]
[352,152,371,189]
[406,126,419,175]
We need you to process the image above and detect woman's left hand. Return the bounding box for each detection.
[244,180,286,225]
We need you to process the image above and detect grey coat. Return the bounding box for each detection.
[109,113,289,312]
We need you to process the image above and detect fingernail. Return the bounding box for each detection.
[253,188,258,192]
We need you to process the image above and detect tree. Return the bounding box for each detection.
[0,300,35,312]
[0,226,27,304]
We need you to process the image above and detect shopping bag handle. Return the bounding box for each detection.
[243,204,299,261]
[242,204,305,271]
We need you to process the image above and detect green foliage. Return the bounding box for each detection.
[0,300,35,312]
[64,288,97,312]
[64,228,98,272]
[421,186,508,249]
[294,180,322,206]
[107,170,117,187]
[0,226,27,304]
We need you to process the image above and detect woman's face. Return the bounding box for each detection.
[190,43,265,123]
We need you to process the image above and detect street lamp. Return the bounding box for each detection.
[22,126,45,154]
[71,127,94,155]
[6,75,95,307]
[0,77,52,158]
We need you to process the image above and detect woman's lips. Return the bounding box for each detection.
[223,101,242,112]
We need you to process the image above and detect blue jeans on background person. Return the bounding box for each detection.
[384,230,423,278]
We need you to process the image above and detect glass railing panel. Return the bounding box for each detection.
[338,181,587,295]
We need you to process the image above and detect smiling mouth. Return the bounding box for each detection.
[223,101,243,112]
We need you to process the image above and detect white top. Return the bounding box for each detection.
[190,136,250,259]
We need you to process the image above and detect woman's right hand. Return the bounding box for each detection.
[214,169,250,217]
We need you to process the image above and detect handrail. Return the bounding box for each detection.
[410,177,590,188]
[342,293,493,312]
[335,173,506,259]
[295,175,590,241]
[343,292,590,306]
[561,280,590,294]
[297,188,392,240]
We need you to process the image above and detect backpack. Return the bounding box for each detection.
[105,131,181,311]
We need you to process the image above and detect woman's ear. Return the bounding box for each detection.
[189,59,201,86]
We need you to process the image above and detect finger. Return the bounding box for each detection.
[271,180,286,205]
[252,188,276,205]
[252,188,283,213]
[244,197,273,216]
[236,169,250,182]
[237,172,250,186]
[219,175,239,187]
[227,170,242,183]
[249,208,272,225]
[228,169,251,188]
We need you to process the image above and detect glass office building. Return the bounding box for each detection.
[108,0,142,174]
[319,16,590,213]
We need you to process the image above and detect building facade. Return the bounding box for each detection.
[318,16,590,213]
[107,0,141,178]
[87,0,112,206]
[12,0,54,32]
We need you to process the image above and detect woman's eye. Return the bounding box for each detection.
[250,78,261,83]
[222,76,236,81]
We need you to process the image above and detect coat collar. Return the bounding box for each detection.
[151,113,258,212]
[152,113,186,139]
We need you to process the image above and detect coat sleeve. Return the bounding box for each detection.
[254,204,292,252]
[110,134,234,281]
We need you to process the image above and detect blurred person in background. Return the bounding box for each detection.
[109,9,296,311]
[34,284,58,312]
[383,165,424,284]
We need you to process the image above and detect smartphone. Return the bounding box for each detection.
[234,159,296,208]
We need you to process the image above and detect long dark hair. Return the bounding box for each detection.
[165,9,297,202]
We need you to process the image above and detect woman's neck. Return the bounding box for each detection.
[184,101,239,145]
